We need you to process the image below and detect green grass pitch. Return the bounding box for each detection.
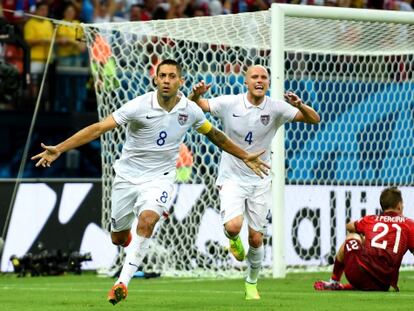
[1,271,414,310]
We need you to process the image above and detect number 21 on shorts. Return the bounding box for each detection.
[345,239,360,252]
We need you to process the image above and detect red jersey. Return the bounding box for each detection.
[354,211,414,288]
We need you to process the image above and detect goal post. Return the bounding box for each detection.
[81,4,414,277]
[270,3,414,279]
[270,4,286,278]
[278,4,414,23]
[270,3,414,277]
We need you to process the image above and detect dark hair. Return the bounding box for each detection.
[379,187,402,211]
[130,4,143,10]
[36,1,49,9]
[63,3,76,13]
[156,59,182,77]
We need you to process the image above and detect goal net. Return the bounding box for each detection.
[81,5,414,276]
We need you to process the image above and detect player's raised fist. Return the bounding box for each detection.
[284,91,303,109]
[192,80,212,96]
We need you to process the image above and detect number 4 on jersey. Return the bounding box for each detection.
[245,131,253,145]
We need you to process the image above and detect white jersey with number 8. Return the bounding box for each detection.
[112,90,208,183]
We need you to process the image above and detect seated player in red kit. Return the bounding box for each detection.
[314,187,414,291]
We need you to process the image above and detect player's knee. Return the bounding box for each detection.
[110,236,119,245]
[137,220,156,237]
[248,232,263,248]
[225,216,243,236]
[137,211,160,237]
[225,222,242,237]
[110,233,127,246]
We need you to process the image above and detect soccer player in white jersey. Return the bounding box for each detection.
[189,65,320,300]
[31,59,270,305]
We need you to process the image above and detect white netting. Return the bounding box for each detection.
[82,7,414,276]
[285,17,414,55]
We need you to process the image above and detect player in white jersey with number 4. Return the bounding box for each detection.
[190,65,320,300]
[31,59,270,305]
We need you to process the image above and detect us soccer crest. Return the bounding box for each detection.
[260,114,270,125]
[178,113,188,125]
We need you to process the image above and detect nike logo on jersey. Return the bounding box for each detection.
[232,113,241,117]
[146,115,157,119]
[128,262,139,268]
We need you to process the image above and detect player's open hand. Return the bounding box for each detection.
[284,91,303,109]
[31,143,61,168]
[192,80,212,97]
[243,150,270,178]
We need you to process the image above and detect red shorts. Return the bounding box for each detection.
[343,239,390,291]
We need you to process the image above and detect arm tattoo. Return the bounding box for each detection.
[205,127,227,148]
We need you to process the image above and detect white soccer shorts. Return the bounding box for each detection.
[110,174,175,232]
[218,181,272,233]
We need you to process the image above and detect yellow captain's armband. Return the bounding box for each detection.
[196,120,213,134]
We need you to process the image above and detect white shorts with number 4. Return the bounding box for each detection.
[219,181,272,233]
[110,174,174,232]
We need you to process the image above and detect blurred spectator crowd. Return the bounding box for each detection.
[0,0,413,112]
[3,0,414,26]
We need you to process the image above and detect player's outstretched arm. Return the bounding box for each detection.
[204,126,270,178]
[284,91,320,124]
[31,115,118,168]
[188,80,211,112]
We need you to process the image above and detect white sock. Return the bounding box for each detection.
[246,245,264,284]
[116,235,150,286]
